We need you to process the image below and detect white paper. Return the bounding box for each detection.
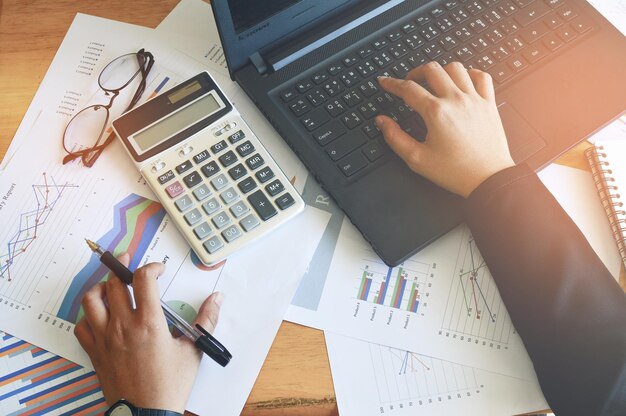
[325,332,548,416]
[1,14,152,170]
[587,0,626,35]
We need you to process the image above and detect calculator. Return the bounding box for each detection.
[112,72,305,265]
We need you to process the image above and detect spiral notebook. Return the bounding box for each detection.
[586,140,626,268]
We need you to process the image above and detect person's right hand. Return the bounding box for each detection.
[376,61,515,198]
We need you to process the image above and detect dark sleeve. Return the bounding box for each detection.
[465,163,626,416]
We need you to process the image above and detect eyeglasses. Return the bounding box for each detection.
[62,49,154,167]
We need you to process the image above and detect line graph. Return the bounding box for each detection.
[441,229,514,347]
[0,173,78,282]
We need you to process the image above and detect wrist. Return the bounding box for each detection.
[105,399,184,416]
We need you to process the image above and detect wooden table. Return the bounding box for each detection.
[1,2,624,416]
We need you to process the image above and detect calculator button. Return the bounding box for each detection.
[222,225,243,243]
[275,193,296,210]
[211,140,228,154]
[245,154,265,170]
[201,161,220,178]
[193,150,210,165]
[265,179,285,197]
[212,211,232,229]
[202,198,221,215]
[179,145,193,156]
[175,195,193,212]
[220,187,239,204]
[192,184,212,201]
[228,163,247,180]
[203,236,224,254]
[158,170,175,185]
[229,201,250,218]
[255,167,275,183]
[193,222,212,240]
[218,150,238,167]
[151,161,166,173]
[240,214,261,232]
[247,190,277,221]
[176,161,192,174]
[184,208,203,226]
[236,141,255,157]
[211,173,229,191]
[183,171,202,188]
[228,130,246,144]
[237,177,257,194]
[165,181,184,198]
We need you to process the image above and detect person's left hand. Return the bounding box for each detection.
[74,253,223,413]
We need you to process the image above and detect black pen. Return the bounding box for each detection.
[85,239,232,367]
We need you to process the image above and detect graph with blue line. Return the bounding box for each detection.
[0,173,78,282]
[0,330,105,415]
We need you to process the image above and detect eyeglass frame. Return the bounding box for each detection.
[61,48,155,167]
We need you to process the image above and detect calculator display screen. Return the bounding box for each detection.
[133,94,222,151]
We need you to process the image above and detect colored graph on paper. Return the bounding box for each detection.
[0,331,105,415]
[0,173,78,282]
[355,258,431,315]
[369,343,483,408]
[441,229,514,346]
[57,193,165,323]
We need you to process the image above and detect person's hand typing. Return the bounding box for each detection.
[376,61,515,198]
[74,253,223,413]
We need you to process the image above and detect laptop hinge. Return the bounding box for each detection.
[250,52,268,75]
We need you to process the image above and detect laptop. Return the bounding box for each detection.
[211,0,626,266]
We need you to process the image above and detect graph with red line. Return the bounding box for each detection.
[441,229,515,346]
[0,173,78,282]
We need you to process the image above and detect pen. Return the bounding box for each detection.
[84,239,232,367]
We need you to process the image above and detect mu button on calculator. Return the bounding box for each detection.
[112,71,305,265]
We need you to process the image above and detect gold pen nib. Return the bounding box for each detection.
[85,238,99,252]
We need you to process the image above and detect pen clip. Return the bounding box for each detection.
[195,323,232,366]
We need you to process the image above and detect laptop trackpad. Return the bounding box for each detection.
[498,102,546,164]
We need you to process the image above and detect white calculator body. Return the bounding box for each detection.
[112,72,304,265]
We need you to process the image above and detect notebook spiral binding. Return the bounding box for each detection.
[585,145,626,264]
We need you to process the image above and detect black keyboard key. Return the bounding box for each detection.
[247,190,277,221]
[436,17,454,32]
[402,22,417,33]
[520,20,549,43]
[450,7,470,23]
[245,154,265,170]
[466,1,484,15]
[373,92,396,110]
[238,177,257,194]
[372,38,388,49]
[388,31,403,41]
[183,171,202,188]
[356,61,377,77]
[453,25,472,42]
[499,1,518,16]
[504,36,525,52]
[275,193,296,210]
[176,160,192,174]
[289,98,311,116]
[281,88,298,102]
[341,111,364,129]
[545,0,564,7]
[556,25,577,42]
[490,45,511,61]
[507,55,528,72]
[474,54,496,70]
[236,141,255,157]
[500,20,521,35]
[228,163,247,180]
[158,170,175,185]
[437,53,456,66]
[469,17,488,33]
[416,15,431,26]
[424,43,444,60]
[359,81,379,97]
[312,120,347,146]
[328,64,344,75]
[514,1,550,26]
[542,33,563,51]
[542,12,563,30]
[338,152,368,177]
[439,34,458,51]
[201,161,220,178]
[343,55,359,67]
[570,16,592,34]
[343,90,364,107]
[558,5,577,21]
[296,80,314,93]
[522,43,549,63]
[430,7,446,17]
[444,1,458,10]
[302,108,330,131]
[358,102,380,119]
[323,79,345,96]
[470,36,490,52]
[218,150,237,167]
[485,28,506,44]
[419,25,440,41]
[326,133,367,161]
[491,62,514,83]
[265,179,285,196]
[307,89,328,106]
[407,52,427,67]
[362,141,385,161]
[454,46,475,62]
[255,166,275,183]
[405,33,425,50]
[325,99,347,117]
[389,43,409,59]
[373,51,393,68]
[312,73,328,84]
[358,47,375,58]
[391,61,411,78]
[484,10,504,25]
[340,70,360,87]
[362,122,381,139]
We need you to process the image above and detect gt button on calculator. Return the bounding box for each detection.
[112,71,305,265]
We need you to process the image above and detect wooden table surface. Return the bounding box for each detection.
[0,1,624,416]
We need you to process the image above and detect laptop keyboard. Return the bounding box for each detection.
[279,0,595,179]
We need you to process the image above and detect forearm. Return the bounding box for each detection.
[465,164,626,416]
